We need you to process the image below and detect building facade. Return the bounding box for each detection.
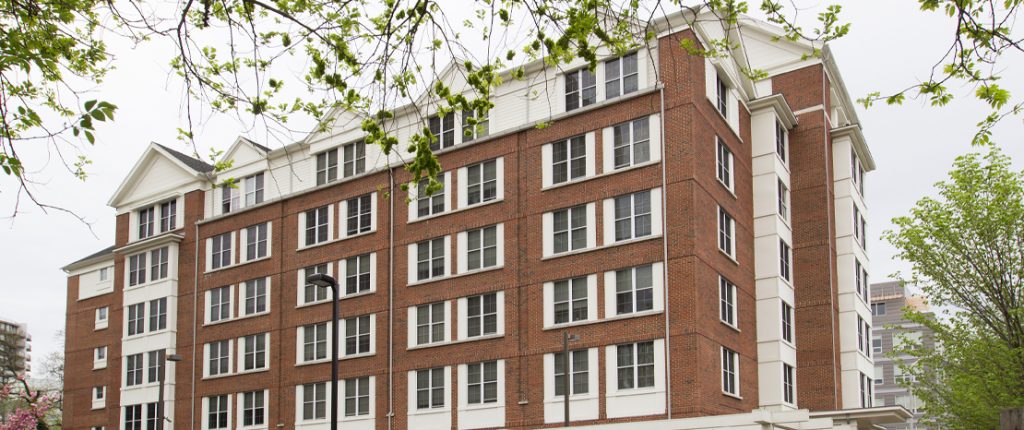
[0,317,31,380]
[62,10,908,430]
[870,281,933,430]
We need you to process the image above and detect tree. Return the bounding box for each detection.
[885,145,1024,429]
[0,378,60,430]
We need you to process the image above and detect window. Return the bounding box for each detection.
[718,207,735,257]
[94,386,105,400]
[221,184,239,214]
[615,265,654,315]
[344,315,371,356]
[782,301,793,343]
[565,67,596,111]
[209,286,231,323]
[859,372,872,408]
[138,207,155,239]
[128,253,147,286]
[467,361,498,404]
[125,353,143,386]
[855,260,864,300]
[861,266,870,303]
[716,75,728,117]
[210,232,232,270]
[415,303,445,345]
[861,217,868,250]
[616,341,655,389]
[466,159,498,206]
[853,205,861,241]
[415,368,445,409]
[304,206,330,246]
[302,322,329,362]
[303,264,330,303]
[721,347,738,396]
[605,52,638,99]
[716,138,733,190]
[553,350,588,396]
[778,179,789,221]
[208,340,230,376]
[159,199,177,232]
[244,173,264,206]
[149,298,167,332]
[416,176,446,218]
[242,391,265,427]
[242,333,267,371]
[343,254,372,295]
[466,225,498,271]
[343,141,366,178]
[147,350,164,383]
[551,135,587,185]
[125,405,143,430]
[96,307,108,324]
[872,338,883,355]
[96,346,107,361]
[613,190,652,241]
[99,267,109,281]
[553,277,588,325]
[243,278,267,315]
[245,223,268,260]
[553,205,588,254]
[612,117,651,169]
[780,240,792,282]
[466,293,498,337]
[416,238,446,281]
[719,277,737,327]
[345,377,371,417]
[857,315,867,354]
[150,247,168,281]
[871,302,886,316]
[127,303,145,336]
[146,403,159,430]
[462,109,489,142]
[776,121,787,163]
[345,194,373,236]
[302,382,327,420]
[207,395,229,429]
[428,114,456,151]
[316,149,338,185]
[783,364,795,404]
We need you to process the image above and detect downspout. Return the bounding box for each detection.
[387,167,396,430]
[191,213,200,430]
[658,84,672,419]
[821,67,840,409]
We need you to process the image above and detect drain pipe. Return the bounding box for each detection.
[387,167,396,430]
[191,216,200,430]
[658,83,672,419]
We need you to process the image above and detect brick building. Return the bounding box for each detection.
[61,10,909,430]
[870,281,934,430]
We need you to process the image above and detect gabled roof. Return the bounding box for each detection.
[107,142,213,208]
[154,143,214,173]
[62,245,114,272]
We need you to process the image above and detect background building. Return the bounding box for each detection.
[0,317,31,382]
[61,10,909,430]
[870,281,933,430]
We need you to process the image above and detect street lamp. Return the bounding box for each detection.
[562,331,580,427]
[157,350,182,430]
[306,273,340,430]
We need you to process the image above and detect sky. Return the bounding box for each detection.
[1,0,1022,375]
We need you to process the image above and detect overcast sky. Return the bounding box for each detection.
[1,0,1022,375]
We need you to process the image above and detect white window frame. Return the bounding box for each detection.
[342,140,366,178]
[315,148,338,186]
[776,121,788,164]
[343,376,374,419]
[238,390,268,428]
[410,302,448,347]
[297,382,329,422]
[564,67,596,112]
[341,193,376,238]
[780,239,792,282]
[341,253,375,296]
[716,137,733,191]
[718,206,735,258]
[342,314,375,357]
[782,301,794,344]
[205,339,233,377]
[545,135,590,187]
[458,291,505,340]
[544,203,595,256]
[612,341,657,390]
[240,277,270,316]
[238,333,268,372]
[607,264,660,316]
[204,394,232,430]
[721,347,739,397]
[604,52,639,99]
[95,307,109,330]
[149,246,169,282]
[94,346,107,369]
[241,222,271,262]
[412,367,449,410]
[298,263,332,306]
[148,297,167,332]
[460,158,502,208]
[409,172,450,221]
[719,276,737,328]
[783,363,796,405]
[461,109,489,143]
[208,232,235,271]
[408,236,450,283]
[428,114,456,151]
[778,178,790,221]
[604,189,662,243]
[457,224,504,273]
[207,285,233,324]
[126,302,145,336]
[243,172,265,207]
[543,275,598,328]
[464,360,500,405]
[300,205,333,247]
[298,322,331,364]
[127,252,147,287]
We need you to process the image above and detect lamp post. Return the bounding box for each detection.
[307,273,340,430]
[562,331,580,427]
[157,350,183,430]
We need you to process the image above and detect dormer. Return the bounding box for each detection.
[210,137,273,217]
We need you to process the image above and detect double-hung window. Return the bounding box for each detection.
[416,238,446,281]
[242,391,265,427]
[466,361,498,404]
[138,207,155,239]
[871,302,886,316]
[428,114,456,151]
[716,75,728,117]
[462,109,489,142]
[613,191,652,241]
[860,372,872,408]
[718,207,735,257]
[552,205,588,254]
[146,350,164,383]
[159,200,176,232]
[208,340,230,376]
[778,179,790,221]
[782,301,794,343]
[221,184,239,214]
[719,277,737,327]
[615,265,654,315]
[210,232,232,270]
[125,353,143,386]
[127,303,145,336]
[245,223,268,260]
[416,176,446,218]
[346,194,373,236]
[415,368,445,409]
[776,122,788,163]
[857,315,866,354]
[344,254,372,295]
[343,141,366,178]
[209,286,231,323]
[716,138,733,190]
[302,382,327,421]
[551,136,587,185]
[553,277,588,324]
[150,247,168,281]
[242,333,267,371]
[721,347,739,396]
[415,303,445,345]
[616,341,655,389]
[243,278,267,315]
[466,293,498,337]
[345,377,371,417]
[303,322,329,362]
[303,264,330,303]
[128,253,147,286]
[304,206,330,246]
[466,225,498,271]
[780,240,792,282]
[553,350,588,396]
[244,173,264,206]
[124,404,142,430]
[344,315,371,356]
[872,338,883,355]
[783,364,795,404]
[605,52,638,99]
[565,68,596,111]
[316,149,338,185]
[149,298,167,331]
[207,395,229,429]
[612,117,650,169]
[466,159,498,205]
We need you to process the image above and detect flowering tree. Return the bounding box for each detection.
[0,378,59,430]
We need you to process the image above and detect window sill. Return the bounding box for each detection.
[720,320,741,333]
[542,235,662,261]
[716,178,736,199]
[122,328,173,342]
[297,229,376,252]
[460,402,504,412]
[93,362,107,370]
[203,368,270,380]
[339,415,374,423]
[296,358,331,367]
[408,407,451,417]
[407,265,503,287]
[718,249,739,265]
[238,255,273,267]
[543,160,661,192]
[544,310,663,331]
[722,391,743,400]
[607,387,665,399]
[408,333,504,351]
[408,198,503,224]
[125,277,173,291]
[94,323,108,331]
[202,373,237,381]
[341,351,375,361]
[543,393,598,403]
